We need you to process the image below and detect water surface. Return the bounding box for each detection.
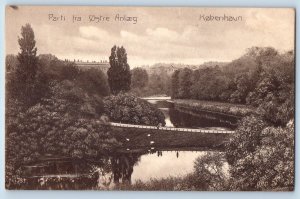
[132,151,204,182]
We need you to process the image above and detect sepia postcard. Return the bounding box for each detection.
[5,6,295,191]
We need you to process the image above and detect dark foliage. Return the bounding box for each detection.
[131,68,149,89]
[7,24,49,106]
[145,73,171,96]
[107,45,131,94]
[38,54,80,81]
[171,47,294,126]
[6,81,120,189]
[103,93,165,126]
[225,116,294,191]
[76,68,110,96]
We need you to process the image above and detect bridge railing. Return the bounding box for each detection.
[108,122,235,134]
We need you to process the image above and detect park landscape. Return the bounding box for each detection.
[5,7,295,191]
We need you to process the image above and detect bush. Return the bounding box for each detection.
[225,115,294,191]
[192,152,229,190]
[103,93,165,126]
[225,115,267,166]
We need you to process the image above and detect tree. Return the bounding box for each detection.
[225,115,294,191]
[249,123,294,190]
[16,24,38,93]
[76,68,110,96]
[7,24,47,105]
[192,152,228,190]
[171,70,180,99]
[131,68,148,89]
[245,51,294,126]
[190,67,227,101]
[6,54,19,72]
[17,24,38,76]
[229,73,251,104]
[178,68,193,98]
[147,74,166,95]
[107,45,131,94]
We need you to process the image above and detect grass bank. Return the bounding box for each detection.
[171,99,255,117]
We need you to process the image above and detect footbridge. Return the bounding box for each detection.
[108,122,235,134]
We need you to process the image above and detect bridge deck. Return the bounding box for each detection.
[108,122,235,134]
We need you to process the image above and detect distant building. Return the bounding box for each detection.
[144,64,199,77]
[74,60,110,74]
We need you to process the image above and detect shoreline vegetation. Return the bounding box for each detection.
[170,99,256,118]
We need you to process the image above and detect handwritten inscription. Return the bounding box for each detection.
[199,14,243,22]
[48,13,242,24]
[89,15,110,22]
[48,14,66,21]
[73,15,82,22]
[48,14,138,24]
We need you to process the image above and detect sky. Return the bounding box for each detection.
[5,6,295,67]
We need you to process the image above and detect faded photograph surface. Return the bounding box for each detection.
[5,6,295,191]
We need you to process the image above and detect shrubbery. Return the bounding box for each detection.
[5,81,120,189]
[103,93,165,126]
[225,115,294,191]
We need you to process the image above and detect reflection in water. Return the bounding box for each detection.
[169,108,236,130]
[159,108,174,127]
[20,153,143,190]
[111,153,141,185]
[132,151,205,182]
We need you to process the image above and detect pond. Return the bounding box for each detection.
[18,97,233,190]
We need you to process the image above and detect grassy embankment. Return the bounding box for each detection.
[171,99,256,117]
